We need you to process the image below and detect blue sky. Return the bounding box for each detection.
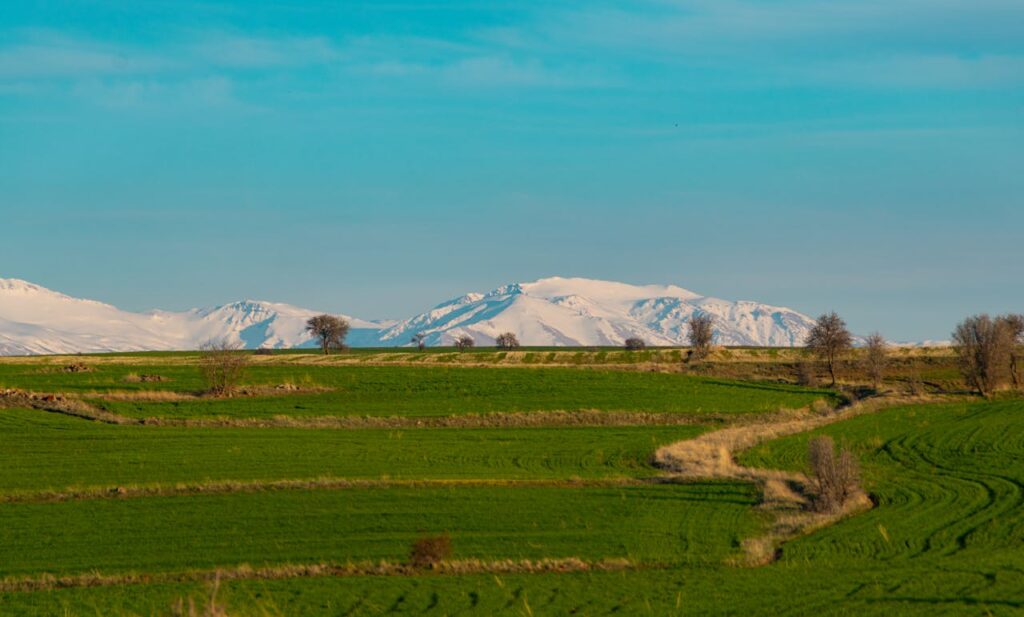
[1,1,1022,340]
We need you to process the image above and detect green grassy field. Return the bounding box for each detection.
[0,353,1020,615]
[0,407,704,492]
[0,483,760,577]
[0,363,834,419]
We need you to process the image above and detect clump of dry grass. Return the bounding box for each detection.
[172,576,227,617]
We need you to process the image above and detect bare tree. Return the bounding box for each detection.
[624,337,646,351]
[687,313,715,362]
[306,314,350,355]
[411,332,427,351]
[953,314,1013,397]
[1000,314,1024,390]
[863,332,888,391]
[805,312,853,387]
[495,332,520,350]
[198,339,248,397]
[808,435,861,514]
[454,334,475,351]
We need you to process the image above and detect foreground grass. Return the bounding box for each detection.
[5,560,1021,616]
[0,483,759,578]
[0,408,704,493]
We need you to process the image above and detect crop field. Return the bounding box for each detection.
[0,351,1021,615]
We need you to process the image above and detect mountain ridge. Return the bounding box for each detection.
[0,275,824,355]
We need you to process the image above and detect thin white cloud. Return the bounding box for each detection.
[0,34,171,77]
[190,34,341,68]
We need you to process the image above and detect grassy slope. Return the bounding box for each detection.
[741,399,1024,567]
[0,483,760,577]
[0,408,704,492]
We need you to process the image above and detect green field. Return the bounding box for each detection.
[0,363,834,419]
[0,354,1021,615]
[0,407,704,492]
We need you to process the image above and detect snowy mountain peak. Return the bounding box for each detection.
[0,275,822,355]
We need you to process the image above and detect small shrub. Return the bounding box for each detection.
[687,314,715,362]
[410,533,452,568]
[454,334,475,351]
[199,339,248,397]
[624,337,646,351]
[254,347,275,356]
[808,435,861,514]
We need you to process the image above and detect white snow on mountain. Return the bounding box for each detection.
[0,275,823,355]
[377,276,816,348]
[0,278,377,355]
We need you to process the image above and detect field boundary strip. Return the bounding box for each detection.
[0,476,669,505]
[0,557,645,593]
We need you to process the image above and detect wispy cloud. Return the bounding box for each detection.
[189,34,342,68]
[0,32,171,77]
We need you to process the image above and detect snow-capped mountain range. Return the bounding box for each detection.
[0,276,820,355]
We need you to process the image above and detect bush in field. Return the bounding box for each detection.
[805,312,852,387]
[808,435,860,514]
[952,314,1018,397]
[454,334,475,351]
[306,314,350,355]
[863,332,888,391]
[410,533,452,568]
[199,339,248,397]
[624,337,646,351]
[687,314,714,361]
[495,332,520,350]
[412,332,427,351]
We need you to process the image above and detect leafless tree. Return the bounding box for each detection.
[198,339,248,397]
[687,313,715,361]
[805,312,853,387]
[454,334,475,351]
[495,332,520,350]
[953,314,1013,396]
[1000,314,1024,390]
[808,435,861,514]
[306,314,350,355]
[624,337,646,351]
[411,332,427,351]
[863,332,888,391]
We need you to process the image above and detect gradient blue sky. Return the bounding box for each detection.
[2,1,1022,340]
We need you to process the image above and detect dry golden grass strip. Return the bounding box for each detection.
[0,557,639,593]
[0,476,652,505]
[141,409,732,429]
[0,388,137,424]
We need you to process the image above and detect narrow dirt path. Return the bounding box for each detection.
[654,395,939,565]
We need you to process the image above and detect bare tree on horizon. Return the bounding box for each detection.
[805,312,852,387]
[306,314,349,355]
